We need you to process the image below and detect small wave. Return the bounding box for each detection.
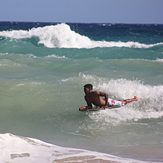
[26,54,37,58]
[0,23,162,49]
[77,74,163,124]
[0,133,142,163]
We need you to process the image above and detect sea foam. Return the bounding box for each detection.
[156,58,163,62]
[0,133,143,163]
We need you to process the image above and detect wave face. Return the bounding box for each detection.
[0,22,163,162]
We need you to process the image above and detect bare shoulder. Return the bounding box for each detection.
[94,91,107,95]
[93,91,101,95]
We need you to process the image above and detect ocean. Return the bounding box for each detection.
[0,22,163,163]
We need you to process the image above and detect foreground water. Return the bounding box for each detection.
[0,22,163,162]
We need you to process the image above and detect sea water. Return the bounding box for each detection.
[0,22,163,162]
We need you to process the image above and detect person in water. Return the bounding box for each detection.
[79,84,141,111]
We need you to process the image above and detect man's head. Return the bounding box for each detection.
[84,84,93,94]
[84,84,93,90]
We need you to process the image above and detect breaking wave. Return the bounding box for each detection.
[0,23,162,49]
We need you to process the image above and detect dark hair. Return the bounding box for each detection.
[84,84,93,90]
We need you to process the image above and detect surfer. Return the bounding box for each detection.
[79,84,141,111]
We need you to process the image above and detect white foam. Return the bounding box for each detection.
[0,23,162,49]
[0,133,143,163]
[80,74,163,99]
[88,100,163,127]
[156,58,163,62]
[46,54,67,58]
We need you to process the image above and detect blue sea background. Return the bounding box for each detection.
[0,22,163,162]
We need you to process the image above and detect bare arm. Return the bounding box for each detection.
[79,96,92,111]
[98,91,108,107]
[85,95,93,109]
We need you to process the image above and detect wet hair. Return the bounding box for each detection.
[84,84,93,90]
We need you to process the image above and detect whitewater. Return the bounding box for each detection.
[0,22,163,162]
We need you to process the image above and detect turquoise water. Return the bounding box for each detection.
[0,22,163,162]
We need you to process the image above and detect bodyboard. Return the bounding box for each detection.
[79,106,121,111]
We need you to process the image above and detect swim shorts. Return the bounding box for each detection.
[108,98,125,107]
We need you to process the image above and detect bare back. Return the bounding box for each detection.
[85,91,108,107]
